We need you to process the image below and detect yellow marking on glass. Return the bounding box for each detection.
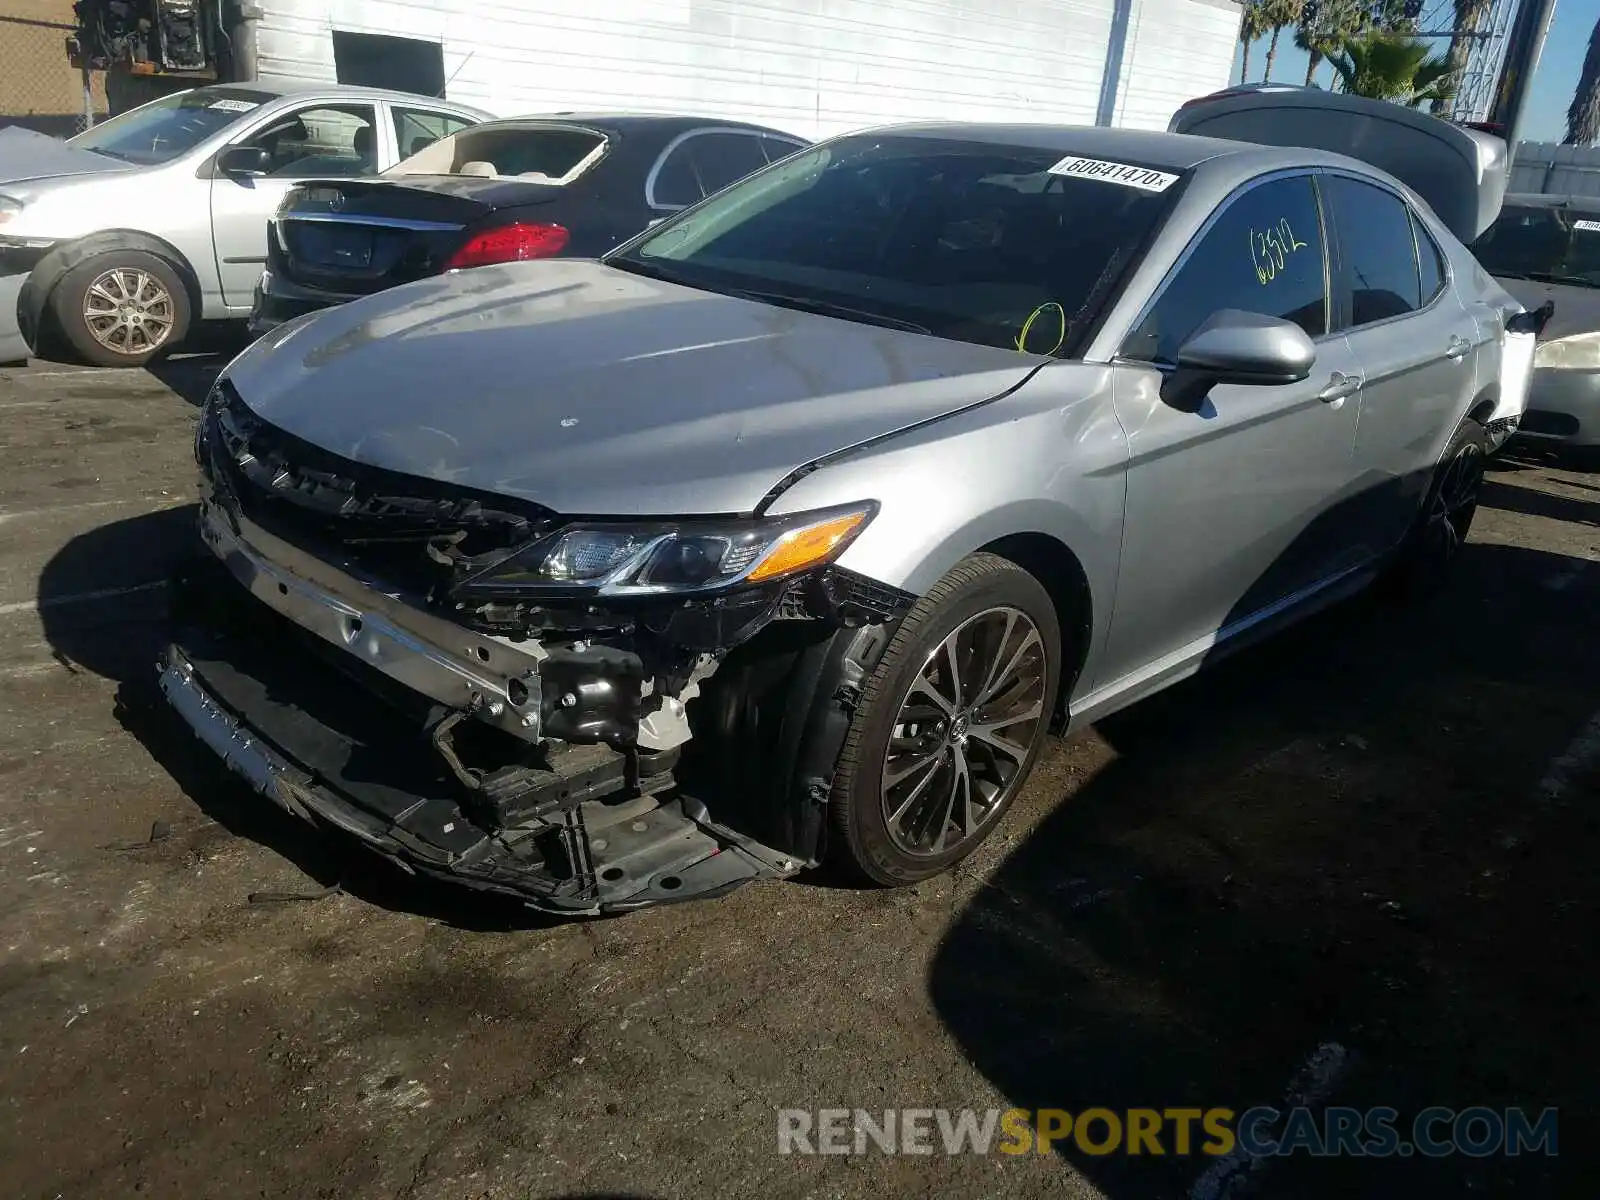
[1016,301,1067,355]
[1252,218,1310,285]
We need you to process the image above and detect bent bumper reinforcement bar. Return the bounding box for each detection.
[156,638,802,916]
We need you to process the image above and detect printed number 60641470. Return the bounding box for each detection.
[1251,219,1308,285]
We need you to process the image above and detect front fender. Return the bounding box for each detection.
[762,363,1128,698]
[18,229,202,353]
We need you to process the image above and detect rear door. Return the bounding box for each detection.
[1102,171,1366,685]
[1323,172,1482,558]
[209,101,381,308]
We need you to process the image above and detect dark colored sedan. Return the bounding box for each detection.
[248,113,810,334]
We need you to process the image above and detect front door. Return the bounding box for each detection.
[1100,171,1365,687]
[1323,173,1485,557]
[209,102,381,308]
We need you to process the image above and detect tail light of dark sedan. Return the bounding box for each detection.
[444,222,571,270]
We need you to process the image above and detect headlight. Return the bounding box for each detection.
[1534,331,1600,370]
[454,502,877,599]
[0,195,22,226]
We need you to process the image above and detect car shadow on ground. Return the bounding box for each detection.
[145,328,247,406]
[928,538,1594,1198]
[36,505,559,933]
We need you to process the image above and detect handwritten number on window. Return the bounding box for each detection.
[1250,218,1309,285]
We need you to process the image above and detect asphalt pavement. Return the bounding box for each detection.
[0,352,1594,1199]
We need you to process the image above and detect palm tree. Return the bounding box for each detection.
[1431,0,1493,116]
[1238,0,1270,83]
[1260,0,1307,81]
[1326,30,1455,107]
[1296,0,1367,86]
[1565,18,1600,146]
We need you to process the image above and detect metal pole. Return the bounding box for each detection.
[81,65,94,130]
[1486,0,1560,152]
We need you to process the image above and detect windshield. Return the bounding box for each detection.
[1472,204,1600,286]
[606,134,1185,355]
[66,87,274,166]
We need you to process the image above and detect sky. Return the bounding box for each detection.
[1232,0,1600,144]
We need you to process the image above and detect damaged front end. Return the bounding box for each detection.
[158,381,913,914]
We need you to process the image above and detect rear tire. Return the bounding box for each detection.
[50,250,190,367]
[827,553,1062,886]
[1381,415,1489,600]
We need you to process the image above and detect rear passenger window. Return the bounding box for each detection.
[760,135,806,163]
[688,133,770,194]
[1412,210,1446,302]
[1123,174,1327,365]
[651,142,702,208]
[1325,175,1422,326]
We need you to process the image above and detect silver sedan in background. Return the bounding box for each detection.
[1472,192,1600,456]
[161,119,1527,915]
[0,82,490,366]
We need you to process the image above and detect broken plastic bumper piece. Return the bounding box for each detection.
[156,571,801,916]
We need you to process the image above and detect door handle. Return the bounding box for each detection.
[1317,371,1362,403]
[1445,334,1471,360]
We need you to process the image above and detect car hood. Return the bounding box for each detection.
[1493,275,1600,343]
[0,126,132,189]
[225,258,1043,515]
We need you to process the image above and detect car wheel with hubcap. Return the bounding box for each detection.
[50,250,190,367]
[828,552,1062,885]
[1383,415,1488,599]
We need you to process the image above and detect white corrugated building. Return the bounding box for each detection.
[237,0,1242,139]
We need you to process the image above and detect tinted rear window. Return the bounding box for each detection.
[1472,204,1600,286]
[609,135,1185,356]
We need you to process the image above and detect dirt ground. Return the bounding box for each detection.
[0,351,1595,1199]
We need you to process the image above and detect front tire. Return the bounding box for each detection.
[50,251,190,367]
[827,553,1062,886]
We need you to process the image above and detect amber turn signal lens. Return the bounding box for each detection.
[745,511,868,583]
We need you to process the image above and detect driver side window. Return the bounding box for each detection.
[1123,174,1328,365]
[234,104,380,177]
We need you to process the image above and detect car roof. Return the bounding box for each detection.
[849,122,1257,171]
[188,79,491,110]
[468,112,810,139]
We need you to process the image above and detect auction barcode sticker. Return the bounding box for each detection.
[1046,156,1180,192]
[209,98,260,113]
[1574,219,1600,232]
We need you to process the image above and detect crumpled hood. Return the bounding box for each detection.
[0,126,131,190]
[1493,276,1600,343]
[225,258,1042,515]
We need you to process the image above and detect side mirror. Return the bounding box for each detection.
[216,145,272,177]
[1175,309,1317,386]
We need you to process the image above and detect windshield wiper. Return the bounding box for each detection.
[722,288,932,334]
[608,260,932,334]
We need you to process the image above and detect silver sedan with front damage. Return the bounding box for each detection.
[161,122,1525,915]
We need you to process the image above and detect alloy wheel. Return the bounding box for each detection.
[82,267,176,357]
[1422,443,1485,567]
[880,606,1049,858]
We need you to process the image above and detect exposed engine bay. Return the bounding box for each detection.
[163,381,915,913]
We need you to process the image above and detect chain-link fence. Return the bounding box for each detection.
[0,11,107,136]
